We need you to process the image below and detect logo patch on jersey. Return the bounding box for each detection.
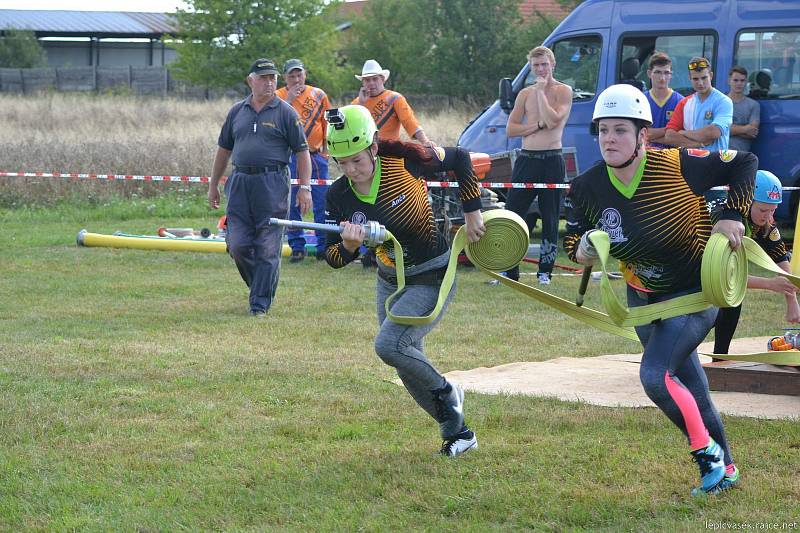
[704,110,713,120]
[261,121,278,129]
[719,149,737,162]
[666,110,673,119]
[351,211,368,225]
[599,208,628,243]
[769,227,781,242]
[390,193,407,208]
[686,148,710,158]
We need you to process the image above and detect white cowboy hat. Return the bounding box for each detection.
[355,59,390,81]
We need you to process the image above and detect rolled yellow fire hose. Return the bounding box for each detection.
[385,210,639,340]
[587,229,800,365]
[385,210,800,365]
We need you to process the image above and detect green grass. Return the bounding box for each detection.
[1,197,799,532]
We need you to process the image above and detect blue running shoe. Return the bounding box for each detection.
[690,438,726,493]
[693,465,740,496]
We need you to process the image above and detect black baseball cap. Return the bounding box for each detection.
[249,58,279,76]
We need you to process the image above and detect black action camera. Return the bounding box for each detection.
[325,108,346,130]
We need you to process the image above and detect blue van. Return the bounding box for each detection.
[457,0,800,223]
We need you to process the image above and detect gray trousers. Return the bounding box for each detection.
[224,169,290,313]
[375,277,455,431]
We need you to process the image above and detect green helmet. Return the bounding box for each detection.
[325,105,377,158]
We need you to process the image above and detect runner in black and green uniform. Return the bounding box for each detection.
[563,84,756,496]
[322,105,485,456]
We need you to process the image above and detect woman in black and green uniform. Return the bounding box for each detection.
[564,84,756,495]
[322,105,485,456]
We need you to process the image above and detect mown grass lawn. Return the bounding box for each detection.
[1,197,798,531]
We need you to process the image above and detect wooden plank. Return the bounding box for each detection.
[703,361,800,396]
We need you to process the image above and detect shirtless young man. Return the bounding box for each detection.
[505,45,573,285]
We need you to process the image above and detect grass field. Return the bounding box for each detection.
[0,94,799,530]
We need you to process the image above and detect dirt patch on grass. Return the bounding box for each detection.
[444,337,800,420]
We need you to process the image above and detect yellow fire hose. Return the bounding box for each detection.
[77,229,302,257]
[587,230,800,365]
[385,210,639,340]
[78,229,228,253]
[385,210,800,365]
[80,212,800,365]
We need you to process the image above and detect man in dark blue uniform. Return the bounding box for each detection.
[208,58,312,316]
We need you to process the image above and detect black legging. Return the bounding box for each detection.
[713,304,743,356]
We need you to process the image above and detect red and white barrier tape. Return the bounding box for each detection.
[0,171,210,183]
[0,171,567,188]
[1,171,798,191]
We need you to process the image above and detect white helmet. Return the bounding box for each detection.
[593,84,652,126]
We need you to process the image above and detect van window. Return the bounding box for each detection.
[735,29,800,100]
[526,36,601,101]
[621,34,716,96]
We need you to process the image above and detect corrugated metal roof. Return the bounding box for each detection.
[0,9,178,37]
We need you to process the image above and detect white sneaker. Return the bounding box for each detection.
[440,429,478,457]
[538,272,552,285]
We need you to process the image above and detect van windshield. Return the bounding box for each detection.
[524,35,601,101]
[736,29,800,100]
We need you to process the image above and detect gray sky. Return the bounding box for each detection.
[0,0,189,12]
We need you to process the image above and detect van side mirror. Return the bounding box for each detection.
[499,78,513,114]
[590,121,598,136]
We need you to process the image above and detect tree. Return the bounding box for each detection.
[344,0,557,100]
[0,30,47,68]
[169,0,351,95]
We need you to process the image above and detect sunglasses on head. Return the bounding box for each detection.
[688,59,709,71]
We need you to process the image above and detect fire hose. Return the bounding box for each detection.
[270,211,638,337]
[586,230,800,365]
[272,212,800,365]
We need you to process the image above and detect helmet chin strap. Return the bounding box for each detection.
[608,142,641,169]
[608,126,644,169]
[368,145,378,176]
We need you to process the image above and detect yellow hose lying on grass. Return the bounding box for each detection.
[77,229,297,257]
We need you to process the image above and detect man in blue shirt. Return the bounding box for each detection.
[664,57,734,208]
[644,51,683,149]
[664,56,733,152]
[208,58,312,316]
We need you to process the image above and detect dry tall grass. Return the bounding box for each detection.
[0,93,479,205]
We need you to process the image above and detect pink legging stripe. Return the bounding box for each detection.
[664,370,709,450]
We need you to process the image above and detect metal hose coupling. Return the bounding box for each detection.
[267,218,387,246]
[578,229,599,261]
[362,220,387,247]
